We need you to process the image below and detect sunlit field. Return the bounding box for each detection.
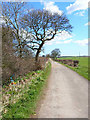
[58,57,89,80]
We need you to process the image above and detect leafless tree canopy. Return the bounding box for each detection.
[20,10,72,61]
[2,2,27,58]
[2,2,72,61]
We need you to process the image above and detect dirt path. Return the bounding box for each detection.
[36,59,88,118]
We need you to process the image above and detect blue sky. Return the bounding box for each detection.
[25,0,89,56]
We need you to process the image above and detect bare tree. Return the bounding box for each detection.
[2,2,29,58]
[20,9,72,61]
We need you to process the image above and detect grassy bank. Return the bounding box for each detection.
[2,62,51,119]
[56,57,89,80]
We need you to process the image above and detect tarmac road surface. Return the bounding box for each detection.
[37,59,88,118]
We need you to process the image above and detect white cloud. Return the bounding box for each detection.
[43,1,63,15]
[45,31,89,46]
[46,39,72,45]
[45,31,72,45]
[85,22,90,26]
[64,39,72,43]
[56,39,72,44]
[54,30,72,41]
[66,0,90,14]
[74,11,85,16]
[74,39,88,46]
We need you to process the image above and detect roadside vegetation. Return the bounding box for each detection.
[1,2,72,119]
[2,62,51,119]
[56,57,89,80]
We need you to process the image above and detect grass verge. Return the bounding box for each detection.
[2,62,51,119]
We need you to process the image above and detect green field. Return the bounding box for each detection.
[57,57,89,80]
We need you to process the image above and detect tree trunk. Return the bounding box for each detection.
[35,41,44,62]
[18,38,22,58]
[19,45,22,58]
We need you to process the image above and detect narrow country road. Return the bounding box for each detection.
[37,59,88,118]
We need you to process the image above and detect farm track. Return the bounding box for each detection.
[36,59,88,118]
